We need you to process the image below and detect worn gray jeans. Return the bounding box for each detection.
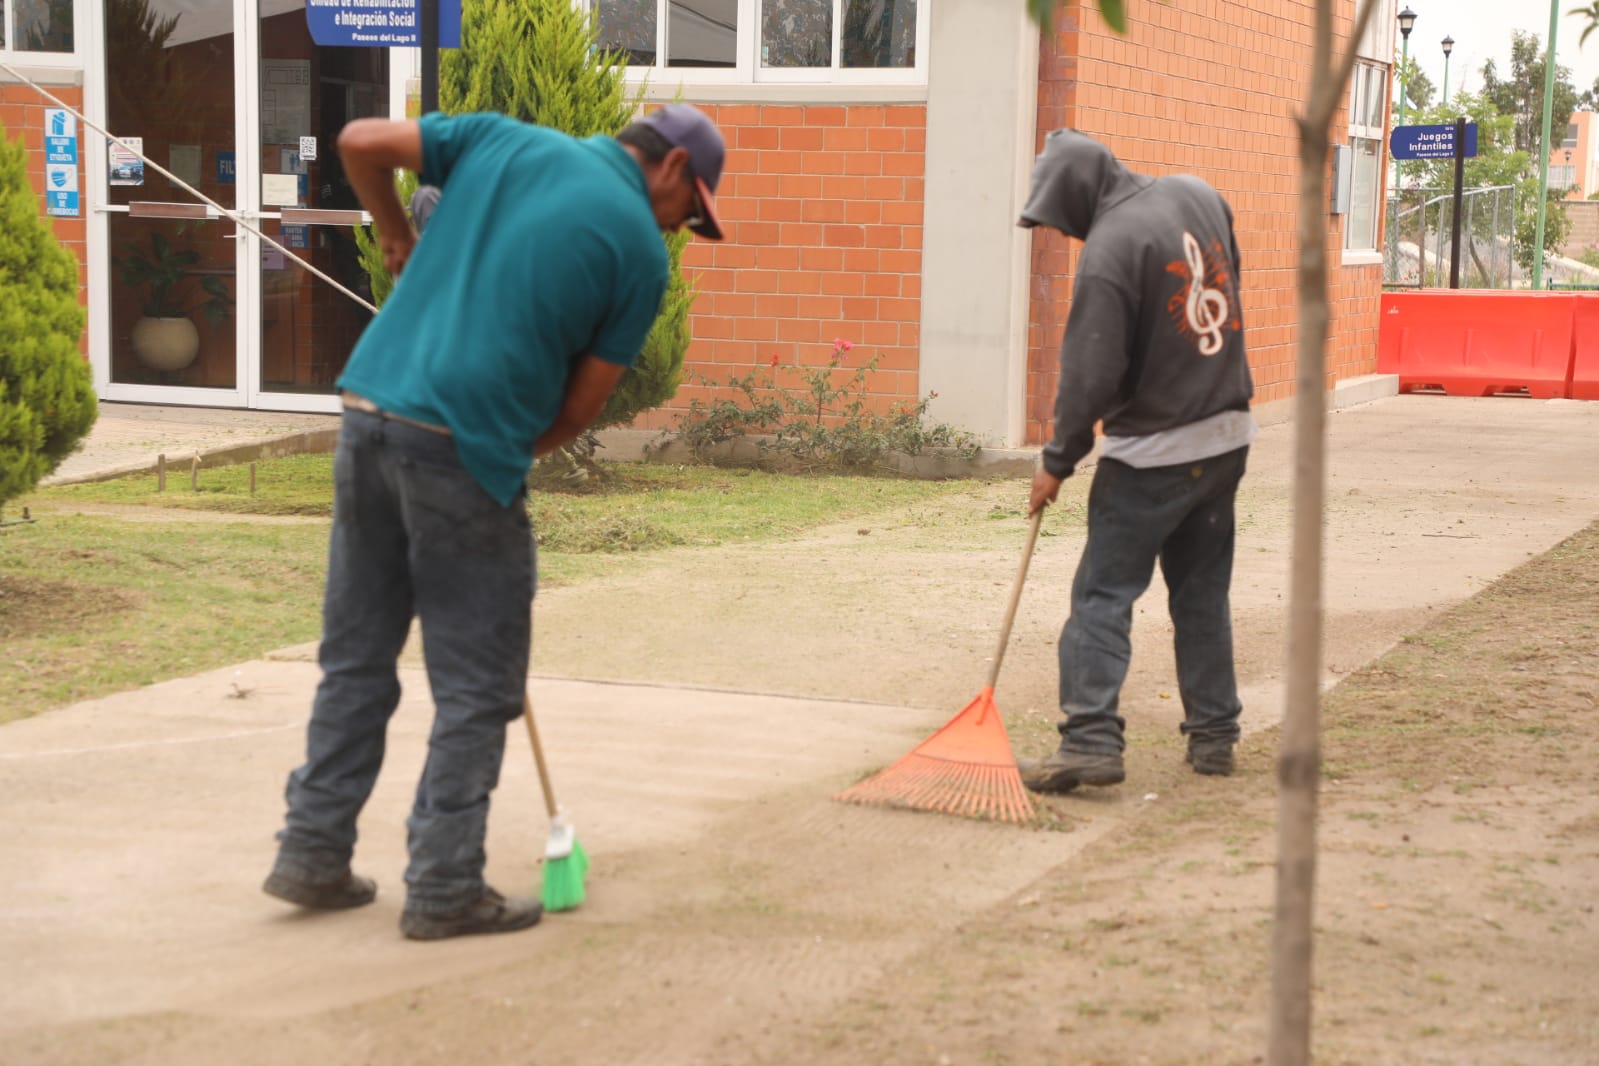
[271,408,533,915]
[1056,447,1248,755]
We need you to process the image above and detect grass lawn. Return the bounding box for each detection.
[1,458,981,723]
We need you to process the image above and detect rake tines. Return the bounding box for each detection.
[834,687,1035,824]
[837,512,1044,825]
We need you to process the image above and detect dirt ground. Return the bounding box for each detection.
[3,397,1598,1065]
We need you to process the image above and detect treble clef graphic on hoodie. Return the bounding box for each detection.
[1165,231,1237,357]
[1183,232,1228,355]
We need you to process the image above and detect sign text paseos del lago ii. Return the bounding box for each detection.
[1390,122,1479,161]
[306,0,461,48]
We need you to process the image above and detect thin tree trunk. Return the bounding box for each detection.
[1269,1,1382,1062]
[1271,103,1329,1066]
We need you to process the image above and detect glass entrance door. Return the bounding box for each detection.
[250,5,386,405]
[94,0,389,410]
[100,0,241,400]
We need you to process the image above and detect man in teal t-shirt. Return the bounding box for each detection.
[264,105,726,941]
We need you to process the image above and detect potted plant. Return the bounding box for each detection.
[113,227,232,371]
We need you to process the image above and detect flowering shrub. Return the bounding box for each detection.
[669,338,980,471]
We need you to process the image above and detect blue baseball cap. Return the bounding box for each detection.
[640,103,726,241]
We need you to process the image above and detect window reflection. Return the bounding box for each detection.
[762,0,829,69]
[842,0,913,68]
[597,0,657,66]
[668,0,736,67]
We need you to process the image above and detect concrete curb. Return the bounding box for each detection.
[45,428,341,487]
[47,375,1401,486]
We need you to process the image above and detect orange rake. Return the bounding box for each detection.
[835,510,1043,824]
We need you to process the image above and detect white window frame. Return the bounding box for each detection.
[0,0,82,66]
[594,0,929,87]
[1345,58,1385,255]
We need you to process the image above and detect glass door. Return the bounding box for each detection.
[98,0,242,402]
[92,0,391,410]
[249,7,387,407]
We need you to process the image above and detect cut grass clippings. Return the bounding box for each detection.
[3,458,982,723]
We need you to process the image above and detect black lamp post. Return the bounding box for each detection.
[1398,8,1418,126]
[1442,35,1454,106]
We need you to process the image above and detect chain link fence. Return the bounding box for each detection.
[1384,186,1517,289]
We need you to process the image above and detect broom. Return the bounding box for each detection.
[522,692,590,911]
[834,510,1043,824]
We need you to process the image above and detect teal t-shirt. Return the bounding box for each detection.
[338,112,669,505]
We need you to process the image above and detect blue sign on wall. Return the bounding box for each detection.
[44,109,79,217]
[306,0,461,48]
[217,150,237,184]
[1390,123,1479,161]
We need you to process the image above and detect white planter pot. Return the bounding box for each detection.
[131,316,200,372]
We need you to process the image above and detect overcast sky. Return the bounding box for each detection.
[1403,2,1599,101]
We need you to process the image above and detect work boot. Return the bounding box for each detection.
[1185,744,1235,777]
[400,887,543,941]
[262,869,377,910]
[1017,749,1125,794]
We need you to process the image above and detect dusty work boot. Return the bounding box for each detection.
[1018,749,1126,793]
[399,887,543,941]
[1185,743,1236,777]
[262,869,377,910]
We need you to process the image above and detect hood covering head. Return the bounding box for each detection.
[1018,128,1153,239]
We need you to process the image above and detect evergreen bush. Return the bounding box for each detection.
[0,128,96,513]
[357,0,693,461]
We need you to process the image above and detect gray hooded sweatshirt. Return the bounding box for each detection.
[1020,129,1254,479]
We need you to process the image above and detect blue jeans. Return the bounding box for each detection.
[272,409,534,914]
[1056,447,1248,755]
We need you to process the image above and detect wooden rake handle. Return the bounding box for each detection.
[522,692,560,819]
[986,509,1045,690]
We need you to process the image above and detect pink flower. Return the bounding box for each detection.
[929,390,939,399]
[769,354,780,368]
[831,337,854,352]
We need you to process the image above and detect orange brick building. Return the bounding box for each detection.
[2,0,1394,445]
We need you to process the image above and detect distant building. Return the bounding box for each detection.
[2,0,1389,439]
[1547,111,1598,200]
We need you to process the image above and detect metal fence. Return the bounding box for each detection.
[1384,185,1517,289]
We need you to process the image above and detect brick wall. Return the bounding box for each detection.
[1,83,88,354]
[632,102,927,430]
[1027,0,1379,443]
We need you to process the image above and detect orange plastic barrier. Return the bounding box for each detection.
[1377,291,1574,399]
[1571,296,1599,401]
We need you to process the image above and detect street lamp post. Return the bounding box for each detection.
[1534,0,1559,289]
[1397,7,1417,192]
[1442,35,1454,106]
[1398,7,1417,126]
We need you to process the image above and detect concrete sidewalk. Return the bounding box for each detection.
[4,394,1598,1060]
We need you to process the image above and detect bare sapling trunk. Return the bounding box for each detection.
[1268,1,1383,1063]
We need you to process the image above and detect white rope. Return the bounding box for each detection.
[0,59,381,314]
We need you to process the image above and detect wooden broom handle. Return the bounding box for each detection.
[522,692,559,819]
[987,509,1045,689]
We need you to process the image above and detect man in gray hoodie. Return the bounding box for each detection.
[1017,129,1255,793]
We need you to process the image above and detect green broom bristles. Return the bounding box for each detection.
[541,836,589,912]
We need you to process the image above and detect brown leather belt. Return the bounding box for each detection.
[340,391,452,437]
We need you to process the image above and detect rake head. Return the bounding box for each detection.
[834,687,1035,824]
